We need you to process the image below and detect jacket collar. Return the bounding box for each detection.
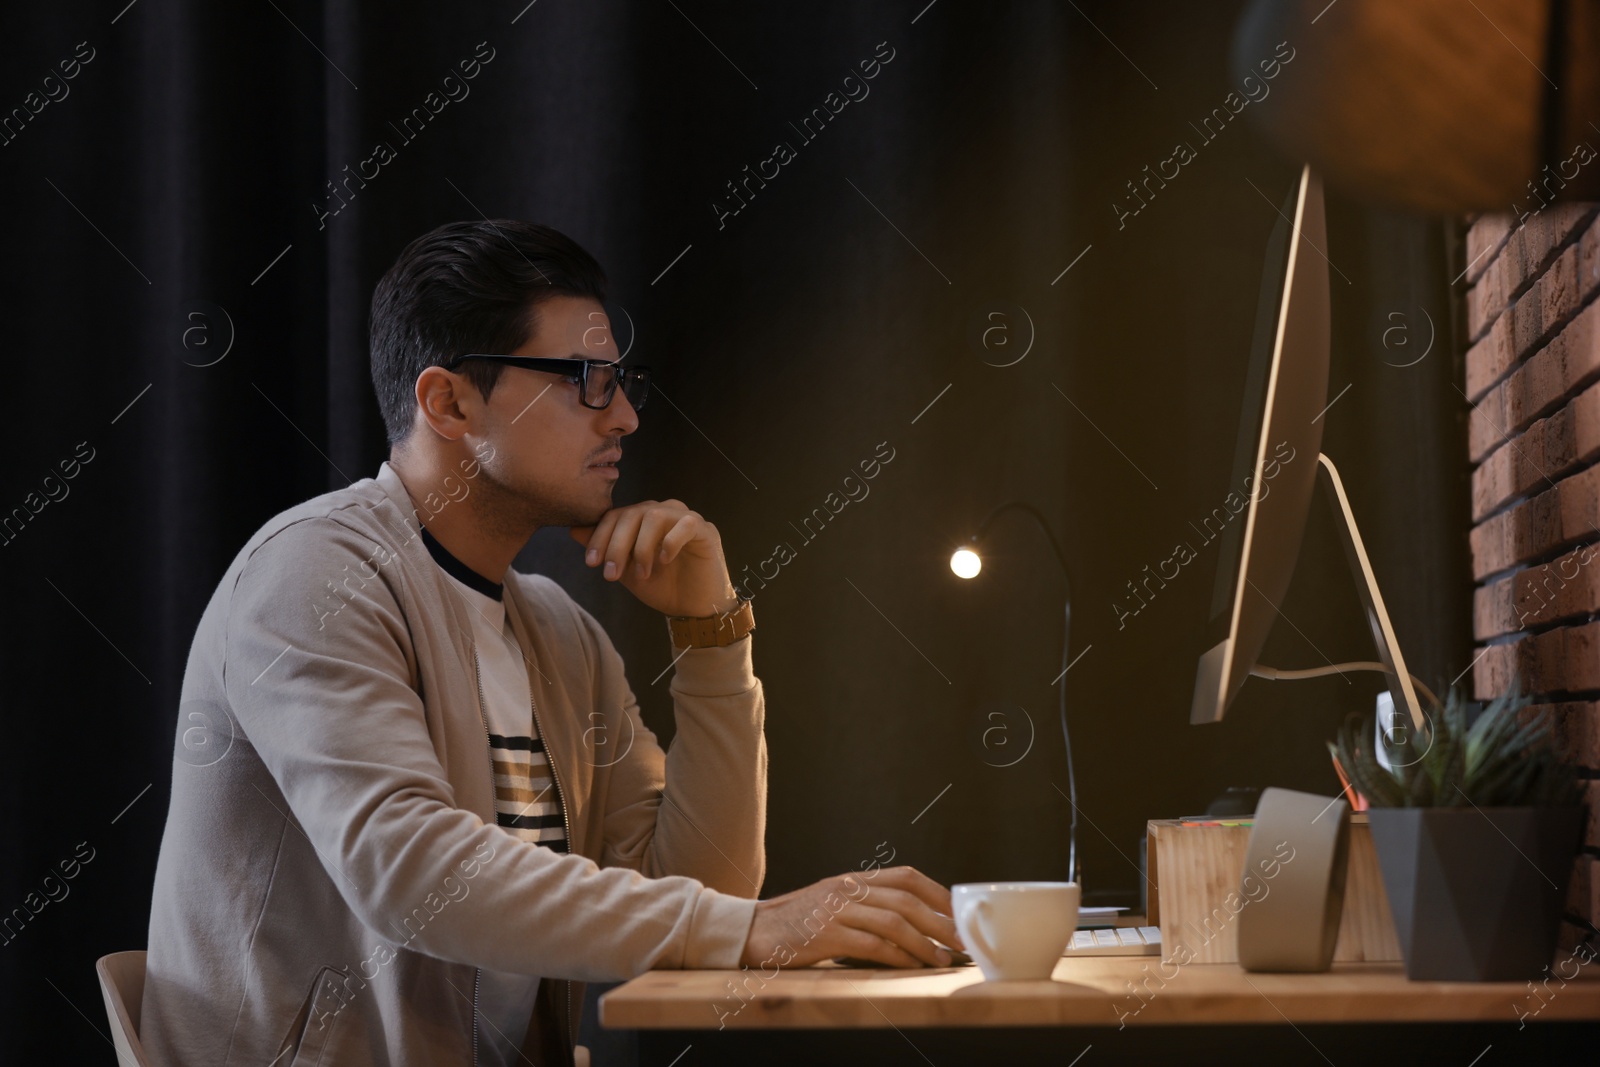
[374,460,546,698]
[374,460,477,651]
[376,460,590,856]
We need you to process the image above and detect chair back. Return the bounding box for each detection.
[93,949,586,1067]
[95,950,152,1067]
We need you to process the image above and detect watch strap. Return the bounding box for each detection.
[667,598,755,649]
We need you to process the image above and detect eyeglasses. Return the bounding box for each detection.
[446,354,652,411]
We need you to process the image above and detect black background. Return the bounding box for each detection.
[0,2,1471,1062]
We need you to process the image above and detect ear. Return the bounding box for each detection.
[413,366,473,441]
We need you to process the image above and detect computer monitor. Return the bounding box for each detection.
[1189,164,1426,732]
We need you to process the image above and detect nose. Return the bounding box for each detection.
[603,381,640,436]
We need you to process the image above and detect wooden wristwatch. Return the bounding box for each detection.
[667,598,755,649]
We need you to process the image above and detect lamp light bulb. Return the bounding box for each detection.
[950,547,982,579]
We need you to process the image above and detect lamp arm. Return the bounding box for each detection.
[974,501,1073,590]
[972,501,1080,886]
[1058,599,1079,886]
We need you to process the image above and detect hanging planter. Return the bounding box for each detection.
[1330,680,1587,982]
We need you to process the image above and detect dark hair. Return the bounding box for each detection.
[369,219,609,448]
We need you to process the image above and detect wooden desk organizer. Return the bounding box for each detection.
[1146,815,1401,965]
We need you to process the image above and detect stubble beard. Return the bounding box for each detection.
[473,458,612,534]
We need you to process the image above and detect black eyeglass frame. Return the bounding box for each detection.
[444,354,652,411]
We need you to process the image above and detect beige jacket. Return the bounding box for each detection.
[140,460,766,1067]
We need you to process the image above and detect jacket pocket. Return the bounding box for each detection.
[274,966,350,1067]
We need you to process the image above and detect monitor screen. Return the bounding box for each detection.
[1190,164,1330,724]
[1205,176,1299,642]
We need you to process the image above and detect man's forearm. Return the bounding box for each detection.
[645,639,767,896]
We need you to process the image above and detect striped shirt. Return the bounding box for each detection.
[419,525,567,852]
[419,525,566,1066]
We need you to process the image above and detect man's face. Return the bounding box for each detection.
[464,293,639,529]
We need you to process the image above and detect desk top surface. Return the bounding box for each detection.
[600,957,1600,1030]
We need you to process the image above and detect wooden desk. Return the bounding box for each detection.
[601,956,1600,1030]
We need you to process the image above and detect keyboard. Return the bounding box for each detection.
[1065,926,1162,956]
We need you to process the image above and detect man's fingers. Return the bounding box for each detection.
[577,501,703,580]
[629,509,680,579]
[741,870,968,971]
[656,513,700,564]
[582,510,622,567]
[847,886,962,952]
[857,868,963,950]
[870,866,955,914]
[597,509,646,580]
[835,927,922,969]
[840,903,950,967]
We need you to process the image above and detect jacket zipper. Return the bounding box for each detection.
[522,639,576,1056]
[471,967,483,1067]
[470,646,494,1067]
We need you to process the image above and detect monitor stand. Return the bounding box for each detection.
[1314,452,1427,734]
[1190,453,1428,732]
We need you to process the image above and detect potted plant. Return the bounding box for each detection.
[1329,680,1586,981]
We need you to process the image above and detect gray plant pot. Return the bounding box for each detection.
[1367,806,1585,981]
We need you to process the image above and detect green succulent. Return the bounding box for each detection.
[1328,679,1583,809]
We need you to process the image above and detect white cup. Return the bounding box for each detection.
[951,881,1080,981]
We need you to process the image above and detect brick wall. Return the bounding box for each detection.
[1464,203,1600,949]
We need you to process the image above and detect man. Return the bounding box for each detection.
[140,220,961,1067]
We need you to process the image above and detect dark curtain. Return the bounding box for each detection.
[0,2,1468,1063]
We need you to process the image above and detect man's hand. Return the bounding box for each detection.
[571,500,738,619]
[739,866,965,969]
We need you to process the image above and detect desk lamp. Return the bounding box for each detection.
[951,501,1081,886]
